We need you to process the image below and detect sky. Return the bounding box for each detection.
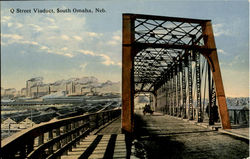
[1,0,249,97]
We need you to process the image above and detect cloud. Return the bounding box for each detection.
[2,14,89,59]
[100,54,115,65]
[117,62,122,67]
[234,55,240,60]
[46,17,55,23]
[20,51,26,54]
[73,35,82,41]
[48,25,59,29]
[16,23,23,28]
[61,35,70,40]
[40,46,48,50]
[1,33,40,46]
[1,16,11,23]
[64,53,74,58]
[87,32,103,37]
[1,11,121,68]
[1,41,6,46]
[106,33,121,46]
[8,23,13,27]
[48,36,56,40]
[62,47,68,51]
[20,41,39,45]
[65,17,72,21]
[227,55,244,67]
[29,24,43,32]
[80,63,87,70]
[112,35,121,41]
[107,40,118,46]
[1,33,23,40]
[213,23,230,37]
[79,50,96,56]
[78,50,121,67]
[46,48,74,58]
[217,49,227,55]
[100,54,121,67]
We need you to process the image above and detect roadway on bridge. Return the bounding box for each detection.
[59,112,249,159]
[133,110,249,159]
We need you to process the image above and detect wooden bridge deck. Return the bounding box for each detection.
[60,111,249,159]
[60,117,126,159]
[61,134,126,159]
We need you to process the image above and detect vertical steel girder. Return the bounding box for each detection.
[177,64,181,117]
[208,64,214,125]
[171,73,174,116]
[201,21,231,129]
[196,53,202,122]
[182,59,187,119]
[173,68,177,116]
[167,78,171,115]
[166,77,170,115]
[122,15,134,133]
[168,79,171,115]
[188,53,193,120]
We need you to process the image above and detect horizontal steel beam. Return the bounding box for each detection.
[133,42,216,51]
[123,13,210,24]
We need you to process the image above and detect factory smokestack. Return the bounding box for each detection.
[66,84,67,94]
[28,77,44,82]
[74,83,76,93]
[37,85,39,98]
[26,77,43,97]
[48,84,51,94]
[26,81,29,97]
[30,87,32,97]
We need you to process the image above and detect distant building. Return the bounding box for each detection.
[38,84,50,96]
[1,118,18,130]
[28,112,59,124]
[3,88,16,98]
[96,81,121,94]
[21,88,27,96]
[19,118,35,129]
[50,83,67,93]
[228,106,249,125]
[4,76,121,98]
[1,87,5,96]
[29,84,49,98]
[74,83,91,95]
[26,77,43,97]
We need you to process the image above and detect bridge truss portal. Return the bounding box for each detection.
[122,14,231,133]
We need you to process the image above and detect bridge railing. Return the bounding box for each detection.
[228,109,249,125]
[1,109,121,159]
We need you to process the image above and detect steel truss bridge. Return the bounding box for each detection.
[122,13,231,133]
[1,14,235,158]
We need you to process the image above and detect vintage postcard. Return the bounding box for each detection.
[1,0,249,158]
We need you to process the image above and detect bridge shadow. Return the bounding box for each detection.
[231,124,249,129]
[132,114,186,159]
